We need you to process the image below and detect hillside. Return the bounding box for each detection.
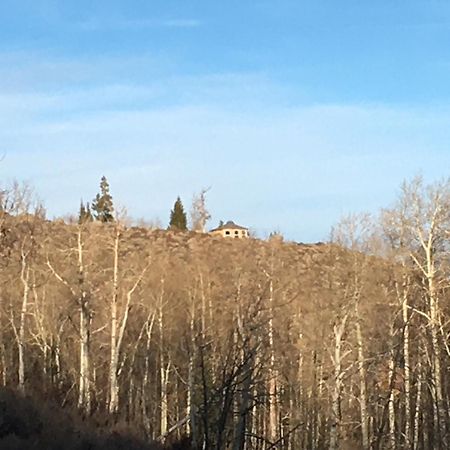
[0,215,445,449]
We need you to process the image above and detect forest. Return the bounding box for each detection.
[0,176,449,450]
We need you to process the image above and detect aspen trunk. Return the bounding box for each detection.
[388,356,396,450]
[187,292,198,443]
[355,302,369,450]
[413,359,422,450]
[18,254,29,393]
[421,221,445,446]
[79,302,91,413]
[142,314,154,438]
[1,342,6,386]
[109,228,146,415]
[77,228,91,414]
[187,353,196,437]
[329,315,348,450]
[402,288,411,448]
[267,278,278,445]
[428,283,445,446]
[160,362,170,439]
[158,278,168,439]
[109,228,120,414]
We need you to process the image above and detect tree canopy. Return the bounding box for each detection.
[168,196,187,231]
[91,176,114,223]
[78,200,93,224]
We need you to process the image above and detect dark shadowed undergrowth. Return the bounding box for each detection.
[0,388,192,450]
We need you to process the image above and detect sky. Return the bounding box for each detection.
[1,1,450,241]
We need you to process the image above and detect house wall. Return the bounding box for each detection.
[210,228,248,238]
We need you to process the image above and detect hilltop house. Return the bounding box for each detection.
[210,221,249,238]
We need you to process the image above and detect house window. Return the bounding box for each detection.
[225,230,230,235]
[242,230,246,236]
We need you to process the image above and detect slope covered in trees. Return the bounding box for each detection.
[0,218,439,449]
[0,176,450,449]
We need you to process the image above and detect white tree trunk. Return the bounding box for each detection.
[158,278,168,439]
[388,356,396,450]
[267,278,278,445]
[109,228,120,414]
[160,362,170,438]
[109,228,147,415]
[413,359,422,450]
[142,313,154,438]
[79,302,91,413]
[18,254,30,393]
[187,293,198,442]
[355,302,369,450]
[329,314,348,450]
[428,279,445,443]
[402,287,411,448]
[1,343,6,386]
[77,228,91,414]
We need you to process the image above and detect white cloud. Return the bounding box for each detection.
[2,95,450,241]
[1,51,449,240]
[76,17,201,31]
[161,19,202,28]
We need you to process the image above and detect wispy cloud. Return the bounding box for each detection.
[161,19,202,28]
[77,17,201,31]
[1,50,450,240]
[2,88,450,240]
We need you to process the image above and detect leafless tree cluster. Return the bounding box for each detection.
[0,176,449,449]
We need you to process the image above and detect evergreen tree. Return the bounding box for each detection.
[168,196,187,230]
[78,200,93,224]
[91,176,114,223]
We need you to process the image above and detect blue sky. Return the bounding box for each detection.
[1,1,450,241]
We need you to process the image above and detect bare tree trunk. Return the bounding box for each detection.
[109,228,120,414]
[0,342,6,386]
[413,359,422,450]
[109,227,147,414]
[79,301,91,413]
[187,292,198,443]
[388,356,396,450]
[428,278,445,447]
[355,301,369,450]
[267,278,278,445]
[142,313,155,438]
[18,251,30,393]
[329,314,348,450]
[187,353,196,437]
[160,362,170,439]
[77,228,91,415]
[401,284,411,449]
[410,197,447,447]
[158,278,169,439]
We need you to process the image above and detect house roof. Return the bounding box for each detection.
[210,220,248,232]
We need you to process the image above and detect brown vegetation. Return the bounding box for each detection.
[0,176,449,449]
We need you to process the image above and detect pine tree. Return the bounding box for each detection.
[168,196,187,231]
[78,200,93,224]
[91,176,114,223]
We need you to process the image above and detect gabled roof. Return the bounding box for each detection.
[210,220,248,232]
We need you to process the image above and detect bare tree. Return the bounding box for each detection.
[190,188,211,233]
[383,176,450,447]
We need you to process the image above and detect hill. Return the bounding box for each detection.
[0,215,443,449]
